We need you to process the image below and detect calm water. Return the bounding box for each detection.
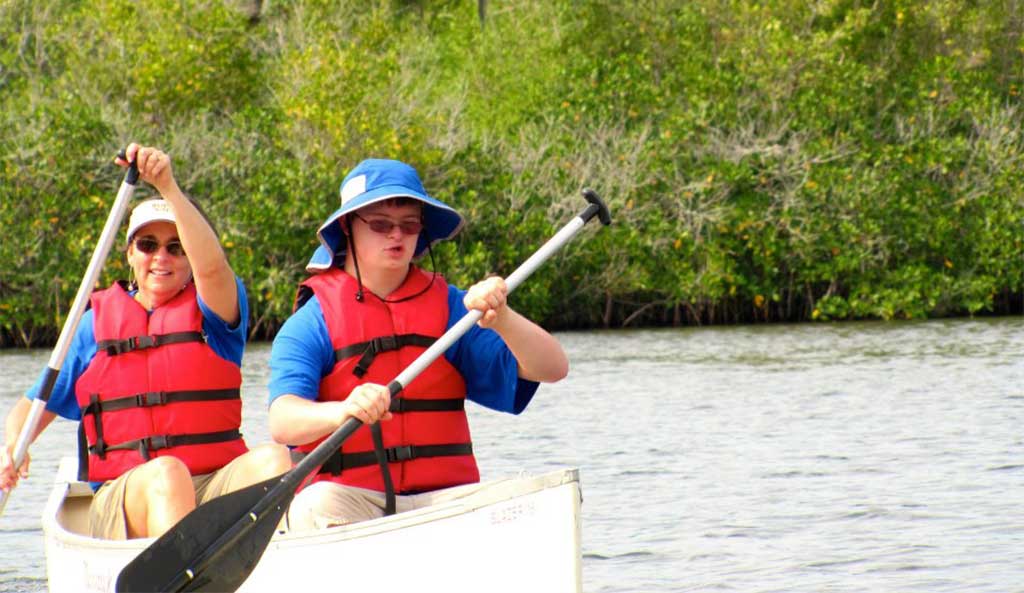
[1,318,1022,592]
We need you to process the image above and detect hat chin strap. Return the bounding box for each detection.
[345,216,365,302]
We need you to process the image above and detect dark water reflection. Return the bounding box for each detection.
[1,317,1022,592]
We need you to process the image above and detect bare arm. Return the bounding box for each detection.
[268,387,392,447]
[118,144,239,325]
[464,276,569,383]
[1,397,58,492]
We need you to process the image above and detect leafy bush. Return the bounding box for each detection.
[1,0,1021,346]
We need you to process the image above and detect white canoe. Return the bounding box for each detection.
[43,457,583,592]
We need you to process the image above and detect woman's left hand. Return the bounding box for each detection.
[116,143,177,194]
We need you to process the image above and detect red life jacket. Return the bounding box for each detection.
[295,267,478,494]
[74,282,247,482]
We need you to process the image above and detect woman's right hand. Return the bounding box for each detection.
[0,445,29,493]
[341,383,393,425]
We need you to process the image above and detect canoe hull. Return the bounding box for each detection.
[43,458,582,592]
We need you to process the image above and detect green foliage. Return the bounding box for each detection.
[1,0,1021,346]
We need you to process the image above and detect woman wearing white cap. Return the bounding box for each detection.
[268,158,569,529]
[1,143,290,539]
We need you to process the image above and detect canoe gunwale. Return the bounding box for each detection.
[43,457,580,548]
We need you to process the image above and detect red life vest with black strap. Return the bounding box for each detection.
[295,266,479,494]
[74,282,247,482]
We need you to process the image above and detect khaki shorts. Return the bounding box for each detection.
[88,456,252,540]
[284,478,512,532]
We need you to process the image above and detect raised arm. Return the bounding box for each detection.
[116,143,239,325]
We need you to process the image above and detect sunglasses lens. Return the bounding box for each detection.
[134,238,185,256]
[135,238,159,254]
[400,221,423,235]
[368,220,395,234]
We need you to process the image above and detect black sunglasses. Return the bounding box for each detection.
[134,237,186,257]
[353,213,423,236]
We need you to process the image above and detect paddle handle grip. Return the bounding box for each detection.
[0,156,138,516]
[580,188,611,226]
[117,149,141,185]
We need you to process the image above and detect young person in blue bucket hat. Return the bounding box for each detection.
[268,158,569,529]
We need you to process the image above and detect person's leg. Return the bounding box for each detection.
[195,443,292,503]
[121,456,197,538]
[285,482,387,531]
[283,478,517,533]
[89,468,136,540]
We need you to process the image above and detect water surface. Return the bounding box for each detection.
[1,317,1021,592]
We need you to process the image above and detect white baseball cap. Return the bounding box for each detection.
[126,199,177,242]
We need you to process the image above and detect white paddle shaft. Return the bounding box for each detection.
[1,167,136,515]
[390,214,590,393]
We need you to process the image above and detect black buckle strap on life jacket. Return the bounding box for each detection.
[97,331,205,356]
[80,388,240,415]
[370,424,397,516]
[77,423,91,482]
[90,429,242,461]
[388,398,464,413]
[333,334,436,378]
[89,394,107,460]
[318,443,474,476]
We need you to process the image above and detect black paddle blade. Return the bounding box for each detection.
[115,474,293,593]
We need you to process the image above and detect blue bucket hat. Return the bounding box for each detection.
[306,159,465,273]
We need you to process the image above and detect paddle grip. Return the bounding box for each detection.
[35,367,59,404]
[581,188,611,226]
[117,149,140,185]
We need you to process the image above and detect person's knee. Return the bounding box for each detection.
[247,444,292,479]
[122,457,195,538]
[261,443,293,474]
[295,482,339,509]
[136,456,192,498]
[287,483,381,531]
[287,483,339,531]
[138,456,190,489]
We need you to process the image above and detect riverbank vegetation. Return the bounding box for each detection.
[2,0,1021,346]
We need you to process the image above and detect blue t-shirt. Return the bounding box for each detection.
[26,278,249,421]
[268,284,538,414]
